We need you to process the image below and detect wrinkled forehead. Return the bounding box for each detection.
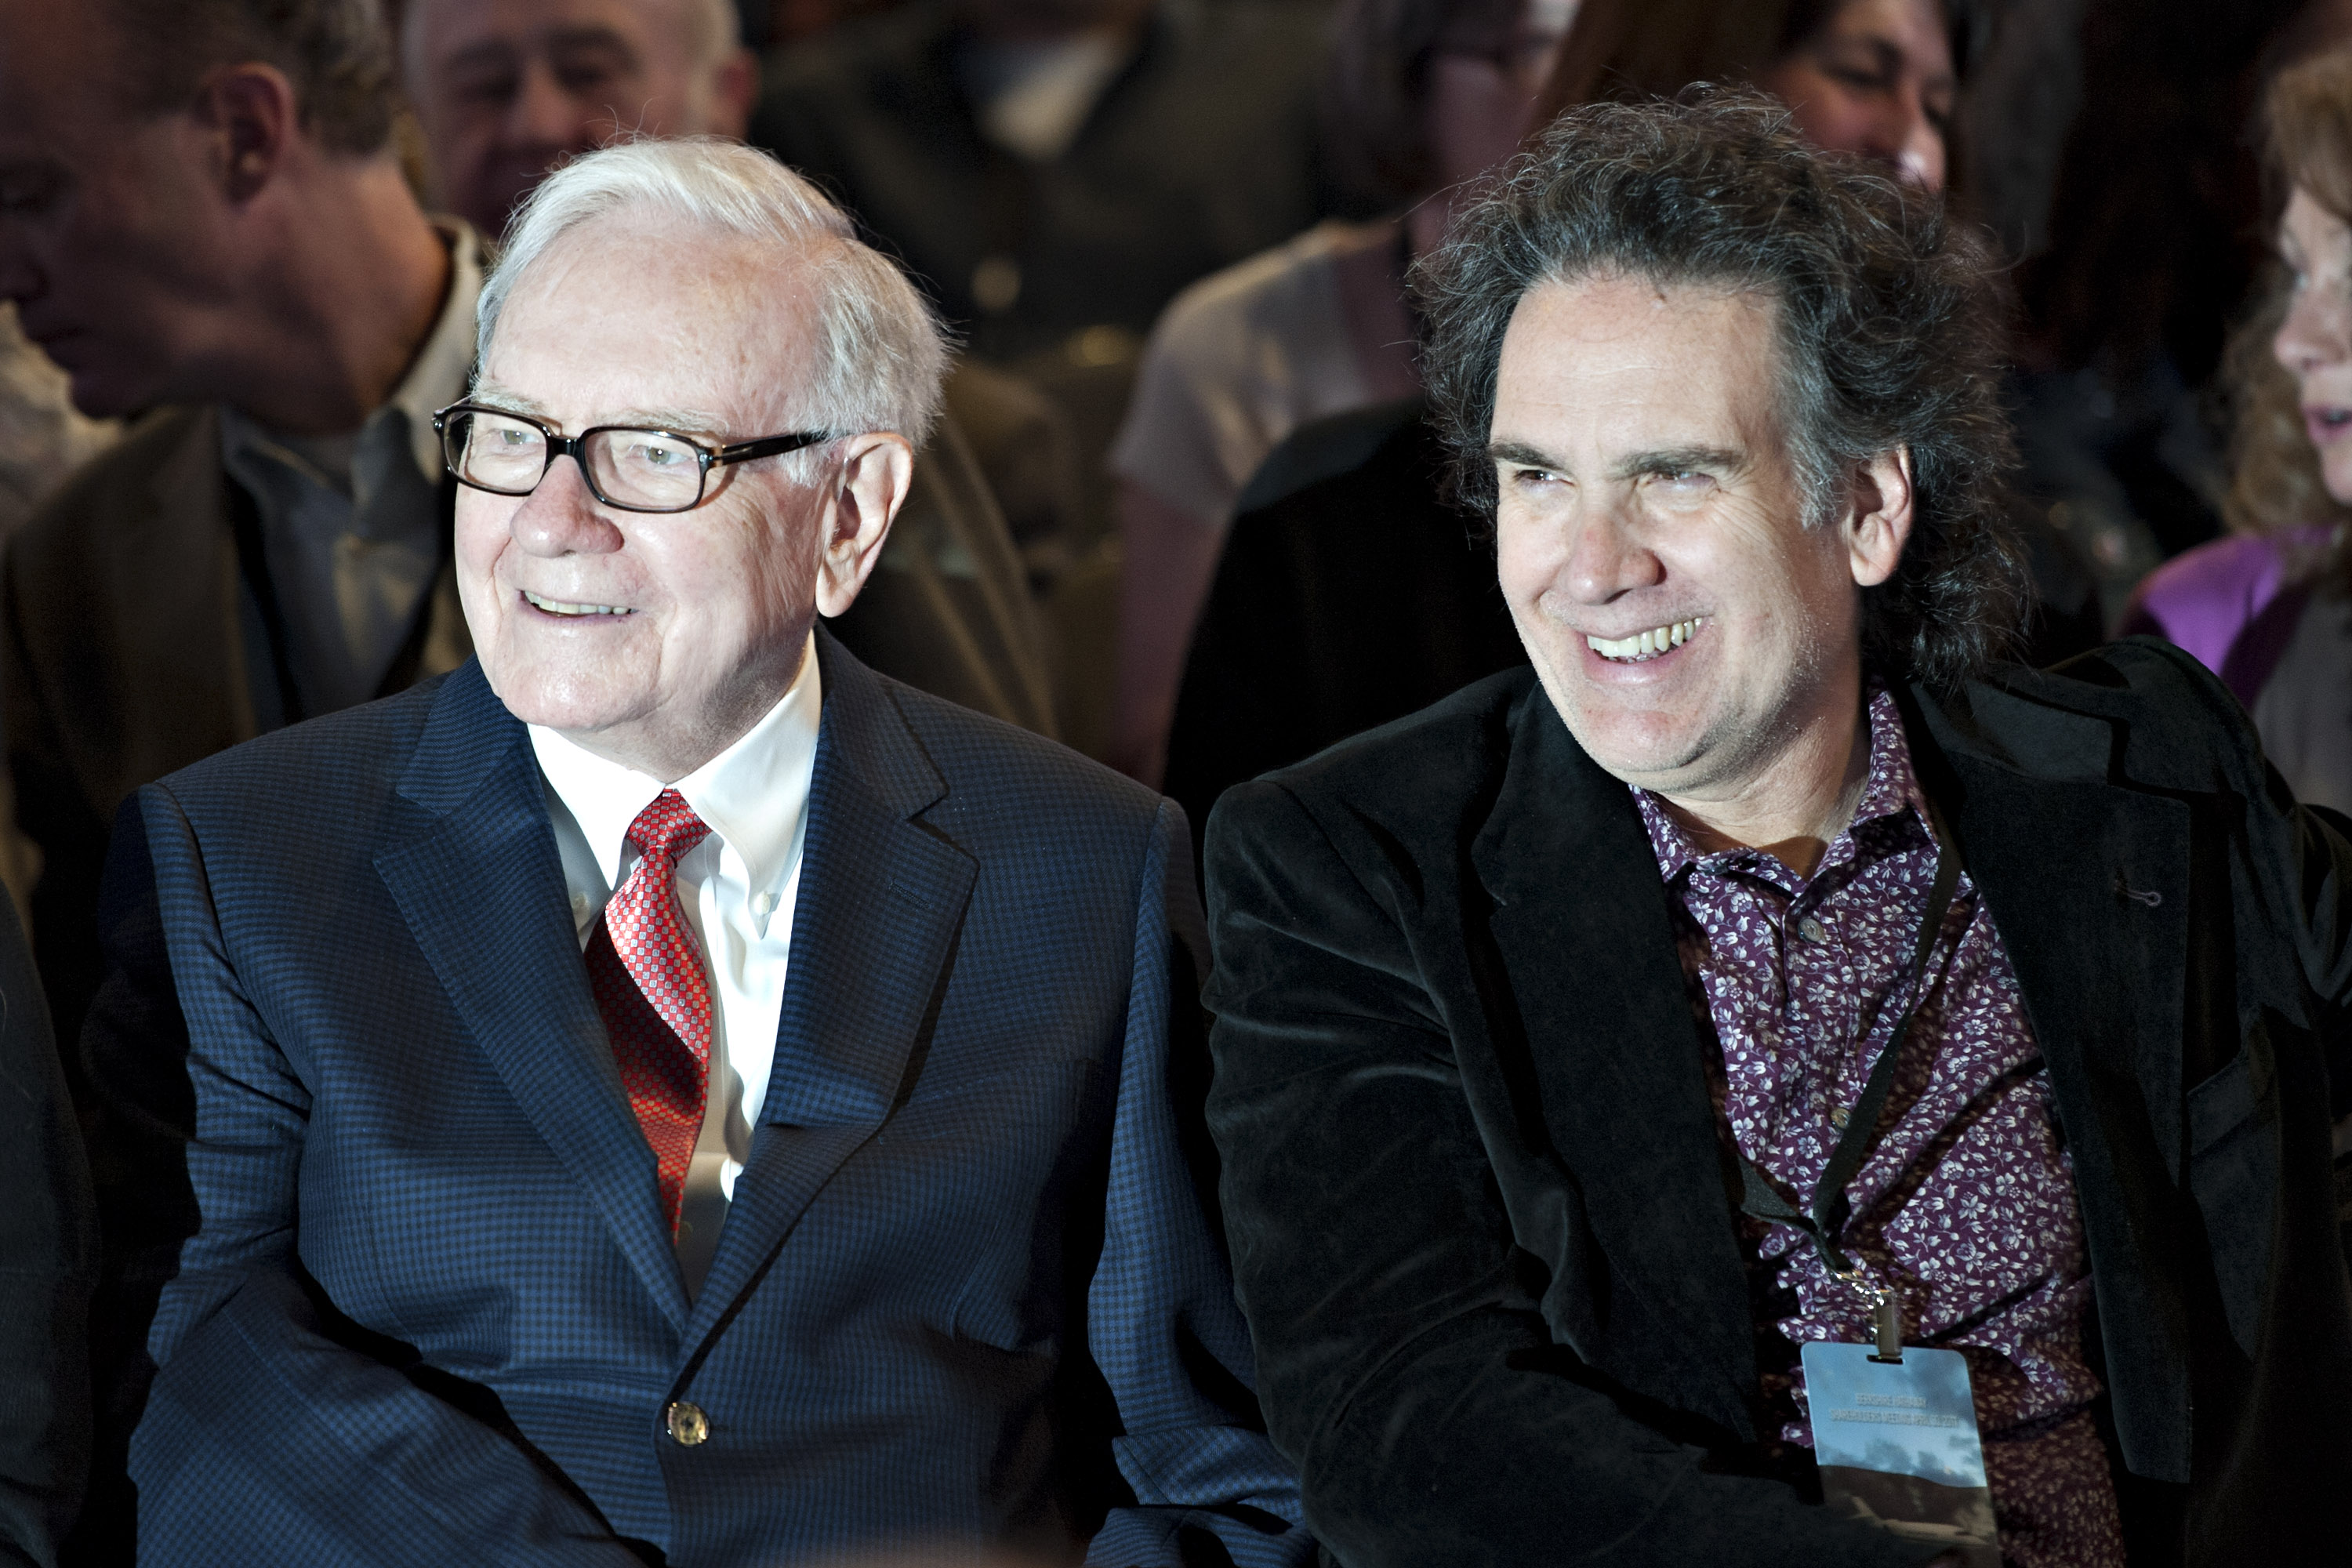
[485,214,821,430]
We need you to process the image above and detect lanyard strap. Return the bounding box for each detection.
[1733,797,1964,1289]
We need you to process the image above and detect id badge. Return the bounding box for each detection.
[1800,1341,1998,1567]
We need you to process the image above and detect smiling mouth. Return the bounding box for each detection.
[523,589,632,618]
[1588,616,1704,663]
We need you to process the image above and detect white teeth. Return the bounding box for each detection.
[1587,616,1704,662]
[524,590,628,617]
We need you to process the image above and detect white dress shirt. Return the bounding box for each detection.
[529,633,822,1297]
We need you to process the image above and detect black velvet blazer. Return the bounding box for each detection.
[1202,639,2352,1568]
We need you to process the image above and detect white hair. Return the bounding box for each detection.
[475,137,949,466]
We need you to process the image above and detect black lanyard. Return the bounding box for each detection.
[1733,797,1963,1360]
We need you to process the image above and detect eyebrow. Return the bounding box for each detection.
[1486,441,1748,481]
[467,383,736,440]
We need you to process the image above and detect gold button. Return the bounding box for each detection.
[666,1400,710,1446]
[1828,1105,1850,1130]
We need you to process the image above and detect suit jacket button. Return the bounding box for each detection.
[666,1401,710,1446]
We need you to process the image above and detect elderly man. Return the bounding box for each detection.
[1203,95,2352,1568]
[94,138,1306,1566]
[399,0,1079,730]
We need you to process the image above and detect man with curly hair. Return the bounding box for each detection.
[1202,91,2352,1567]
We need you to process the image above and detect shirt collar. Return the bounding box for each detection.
[389,217,485,482]
[218,217,484,493]
[528,630,822,905]
[1632,682,1928,888]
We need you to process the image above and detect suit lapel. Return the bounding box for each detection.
[682,635,978,1352]
[1470,692,1758,1428]
[373,662,693,1330]
[1903,682,2193,1173]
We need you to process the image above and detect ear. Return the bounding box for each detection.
[191,63,301,205]
[708,47,760,141]
[812,431,915,618]
[1842,445,1915,589]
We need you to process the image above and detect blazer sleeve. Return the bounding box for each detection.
[111,786,646,1566]
[1202,779,1942,1568]
[1082,799,1316,1568]
[0,879,93,1568]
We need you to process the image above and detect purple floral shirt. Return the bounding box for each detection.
[1631,688,2124,1567]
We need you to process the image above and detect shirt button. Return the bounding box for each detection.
[666,1400,710,1446]
[571,892,590,914]
[1828,1105,1851,1131]
[1798,916,1828,944]
[751,891,775,916]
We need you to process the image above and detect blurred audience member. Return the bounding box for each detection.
[0,306,116,540]
[0,0,473,1073]
[2004,0,2320,624]
[1147,0,1980,808]
[752,0,1330,368]
[0,1,467,1558]
[1540,0,1955,183]
[2125,47,2352,818]
[397,0,1069,739]
[397,0,759,237]
[1107,0,1570,782]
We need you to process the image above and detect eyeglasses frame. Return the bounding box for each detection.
[430,400,833,514]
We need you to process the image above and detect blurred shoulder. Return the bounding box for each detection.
[9,405,209,571]
[1208,665,1537,853]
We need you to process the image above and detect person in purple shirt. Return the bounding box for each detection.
[1202,91,2352,1567]
[2124,47,2352,820]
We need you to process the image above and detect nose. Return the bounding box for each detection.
[509,455,626,558]
[1853,83,1945,193]
[504,58,597,154]
[1563,499,1666,606]
[1891,96,1946,193]
[2276,270,2352,382]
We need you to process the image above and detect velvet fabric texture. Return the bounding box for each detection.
[1203,639,2352,1567]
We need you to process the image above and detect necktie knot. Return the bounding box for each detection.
[626,789,711,869]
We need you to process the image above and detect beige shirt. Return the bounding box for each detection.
[1110,219,1408,532]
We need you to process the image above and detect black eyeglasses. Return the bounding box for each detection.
[432,401,833,514]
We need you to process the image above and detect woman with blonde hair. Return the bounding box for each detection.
[2124,49,2352,815]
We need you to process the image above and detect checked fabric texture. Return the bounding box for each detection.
[584,788,714,1232]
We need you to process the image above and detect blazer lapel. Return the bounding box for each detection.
[373,662,692,1330]
[1904,678,2195,1482]
[681,635,978,1353]
[1469,691,1757,1430]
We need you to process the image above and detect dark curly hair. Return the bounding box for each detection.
[1415,88,2027,690]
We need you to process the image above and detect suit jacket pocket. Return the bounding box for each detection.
[2186,1014,2282,1358]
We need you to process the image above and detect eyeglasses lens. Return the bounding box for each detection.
[586,429,706,510]
[448,410,546,495]
[441,411,710,511]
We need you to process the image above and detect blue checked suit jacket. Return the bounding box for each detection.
[107,630,1308,1566]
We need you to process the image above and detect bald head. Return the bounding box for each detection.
[400,0,756,238]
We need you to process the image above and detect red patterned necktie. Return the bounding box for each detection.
[584,789,714,1234]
